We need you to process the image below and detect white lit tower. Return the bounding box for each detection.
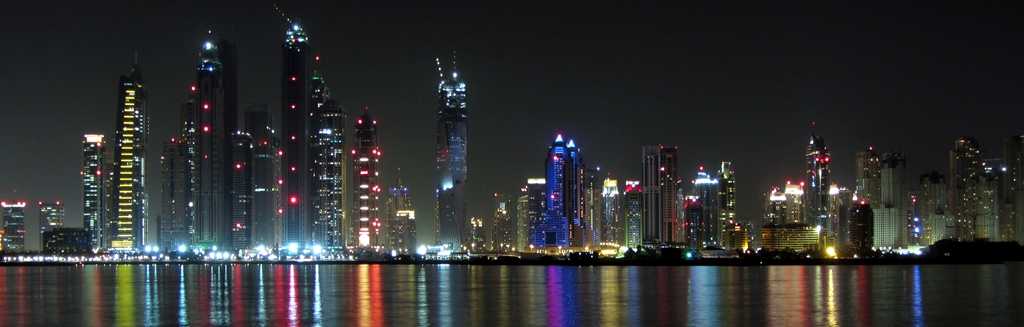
[352,108,383,247]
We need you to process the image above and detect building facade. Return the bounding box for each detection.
[352,109,383,247]
[949,137,983,241]
[623,181,643,248]
[640,145,678,245]
[82,134,106,249]
[435,56,469,248]
[111,63,148,250]
[311,65,347,248]
[1,202,27,252]
[281,23,313,247]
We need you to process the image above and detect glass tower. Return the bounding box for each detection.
[281,22,313,247]
[352,108,382,247]
[111,63,147,250]
[435,56,469,248]
[310,62,347,248]
[82,134,106,249]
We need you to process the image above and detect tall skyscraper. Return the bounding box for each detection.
[977,159,1004,240]
[159,137,190,249]
[385,173,415,252]
[352,108,382,247]
[581,168,603,247]
[244,106,282,248]
[855,146,882,203]
[784,182,805,223]
[520,178,546,250]
[682,196,705,249]
[311,63,347,248]
[907,193,924,246]
[1,201,27,252]
[623,180,643,248]
[640,145,678,245]
[191,35,238,250]
[601,178,622,245]
[718,162,736,242]
[111,63,148,250]
[804,134,832,229]
[692,166,720,247]
[533,134,583,248]
[281,22,313,247]
[764,187,787,226]
[949,137,983,240]
[1004,135,1024,244]
[82,134,106,249]
[849,200,874,256]
[230,132,254,249]
[875,152,906,248]
[37,201,64,236]
[492,193,514,252]
[434,56,469,249]
[919,171,949,244]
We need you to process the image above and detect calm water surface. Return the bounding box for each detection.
[1,263,1021,326]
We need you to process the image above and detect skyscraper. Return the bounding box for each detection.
[784,182,805,223]
[230,132,254,249]
[244,106,282,248]
[519,178,546,250]
[601,178,622,245]
[849,200,874,256]
[640,145,678,245]
[827,185,853,247]
[855,146,881,203]
[682,196,705,249]
[159,137,190,249]
[692,166,720,247]
[492,193,514,252]
[875,152,906,248]
[111,63,148,250]
[352,108,382,247]
[82,134,106,249]
[1004,135,1024,244]
[435,56,469,249]
[1,202,27,252]
[37,201,64,236]
[281,22,313,247]
[385,173,415,252]
[582,168,603,247]
[192,35,239,250]
[764,187,787,226]
[311,63,347,248]
[804,134,832,229]
[919,171,949,244]
[949,137,983,240]
[533,134,582,248]
[977,159,1004,240]
[623,180,643,248]
[718,162,737,242]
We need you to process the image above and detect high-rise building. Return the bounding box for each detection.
[281,22,313,247]
[949,137,983,240]
[492,193,514,252]
[37,201,64,237]
[919,171,950,244]
[435,56,469,249]
[718,162,737,242]
[692,166,720,247]
[849,200,874,256]
[977,159,1004,240]
[601,178,622,245]
[42,228,91,254]
[159,137,190,249]
[855,146,882,203]
[82,134,106,249]
[230,132,253,249]
[533,134,583,248]
[385,173,415,252]
[760,223,818,252]
[111,62,148,250]
[640,145,678,245]
[682,196,705,249]
[875,152,906,248]
[784,182,805,223]
[1,202,27,252]
[764,187,787,226]
[190,35,239,250]
[244,106,281,248]
[311,63,347,248]
[1004,135,1024,244]
[907,193,924,246]
[352,108,383,247]
[519,178,546,250]
[581,168,603,247]
[804,134,832,229]
[623,181,643,248]
[827,185,853,247]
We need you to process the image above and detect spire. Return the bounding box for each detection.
[555,134,564,143]
[567,139,576,148]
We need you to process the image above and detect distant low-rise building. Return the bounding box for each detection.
[760,223,818,252]
[43,228,93,254]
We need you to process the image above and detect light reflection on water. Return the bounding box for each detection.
[0,263,1020,326]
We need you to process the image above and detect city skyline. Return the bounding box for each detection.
[2,2,1023,248]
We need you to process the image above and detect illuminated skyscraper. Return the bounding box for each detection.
[352,108,383,247]
[908,193,923,246]
[919,171,950,244]
[435,55,469,248]
[855,146,881,203]
[533,134,583,247]
[581,168,603,247]
[111,63,148,250]
[828,185,853,247]
[191,35,239,250]
[519,178,546,250]
[784,182,805,223]
[804,134,832,229]
[1,202,27,252]
[1004,135,1024,243]
[37,201,64,236]
[623,181,643,248]
[159,137,190,249]
[281,22,313,247]
[764,187,787,226]
[82,134,106,249]
[849,200,874,256]
[385,173,415,252]
[601,178,622,245]
[977,159,1004,240]
[492,193,514,252]
[718,162,736,241]
[682,196,705,248]
[244,106,281,248]
[949,137,983,240]
[692,166,720,247]
[230,132,254,249]
[640,145,678,245]
[311,63,347,248]
[875,152,906,248]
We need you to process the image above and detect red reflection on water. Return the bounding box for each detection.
[198,267,210,324]
[797,266,810,327]
[856,265,872,323]
[288,265,300,327]
[273,265,286,326]
[232,265,245,326]
[16,267,26,326]
[0,268,6,322]
[370,264,384,327]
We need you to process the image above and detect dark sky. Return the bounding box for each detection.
[2,1,1023,247]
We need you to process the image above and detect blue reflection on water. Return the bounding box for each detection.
[912,265,923,327]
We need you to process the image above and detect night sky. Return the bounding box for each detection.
[2,1,1022,247]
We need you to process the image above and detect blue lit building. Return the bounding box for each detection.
[532,134,583,248]
[435,55,469,248]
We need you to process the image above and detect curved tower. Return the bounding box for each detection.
[434,56,468,248]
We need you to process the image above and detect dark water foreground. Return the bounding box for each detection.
[1,263,1021,326]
